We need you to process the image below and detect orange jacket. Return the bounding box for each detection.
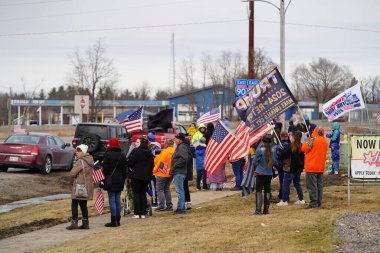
[153,146,175,178]
[301,127,328,173]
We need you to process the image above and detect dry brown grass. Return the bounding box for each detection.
[11,181,378,253]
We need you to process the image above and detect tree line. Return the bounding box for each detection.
[0,39,378,125]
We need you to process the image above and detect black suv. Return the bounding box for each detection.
[72,123,130,161]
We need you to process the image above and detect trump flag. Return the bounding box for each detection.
[322,84,365,121]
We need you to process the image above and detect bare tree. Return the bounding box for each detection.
[134,81,151,100]
[68,38,119,121]
[254,48,277,80]
[291,58,354,106]
[154,89,171,100]
[360,76,380,104]
[178,57,196,91]
[200,53,211,88]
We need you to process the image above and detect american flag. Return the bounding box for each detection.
[229,121,250,161]
[92,161,105,183]
[94,189,104,215]
[248,124,272,146]
[119,107,143,133]
[196,106,221,125]
[204,121,239,175]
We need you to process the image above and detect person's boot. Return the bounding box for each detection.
[116,216,121,226]
[105,216,117,227]
[78,219,89,229]
[66,220,78,230]
[263,193,271,214]
[254,192,262,215]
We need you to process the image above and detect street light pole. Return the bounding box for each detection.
[280,0,285,77]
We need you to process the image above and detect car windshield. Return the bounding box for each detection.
[75,125,108,139]
[6,135,40,144]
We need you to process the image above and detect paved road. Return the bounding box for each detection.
[0,188,239,253]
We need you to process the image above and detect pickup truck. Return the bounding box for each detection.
[131,121,190,148]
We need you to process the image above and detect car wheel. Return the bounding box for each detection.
[80,134,100,154]
[41,156,52,174]
[0,167,8,172]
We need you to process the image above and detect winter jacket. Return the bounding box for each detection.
[253,146,274,176]
[329,122,341,149]
[69,153,94,200]
[102,148,128,192]
[301,127,328,173]
[191,124,206,144]
[273,139,291,171]
[127,147,154,181]
[203,123,215,145]
[281,144,305,174]
[170,141,191,176]
[153,146,175,178]
[195,145,206,170]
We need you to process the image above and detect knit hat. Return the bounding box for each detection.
[174,133,186,142]
[147,131,156,142]
[199,137,206,147]
[76,144,88,154]
[280,130,289,140]
[107,138,120,149]
[262,134,272,143]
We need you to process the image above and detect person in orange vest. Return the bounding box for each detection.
[301,126,328,209]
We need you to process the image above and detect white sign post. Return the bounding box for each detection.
[74,95,89,123]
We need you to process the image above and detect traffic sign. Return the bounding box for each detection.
[235,79,260,86]
[80,98,85,109]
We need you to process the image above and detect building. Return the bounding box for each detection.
[167,85,235,122]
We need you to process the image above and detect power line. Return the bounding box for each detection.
[0,18,379,37]
[0,0,72,7]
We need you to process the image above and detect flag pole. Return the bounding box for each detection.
[296,104,311,137]
[271,122,283,148]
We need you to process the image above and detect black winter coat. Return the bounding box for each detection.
[281,145,305,174]
[170,141,192,178]
[127,147,154,181]
[102,148,128,192]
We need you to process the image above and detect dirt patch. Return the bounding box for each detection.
[0,218,65,240]
[0,169,72,205]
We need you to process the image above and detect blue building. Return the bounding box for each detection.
[167,85,235,122]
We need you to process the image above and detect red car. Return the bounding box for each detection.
[0,132,76,174]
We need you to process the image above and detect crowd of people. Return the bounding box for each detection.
[65,115,341,229]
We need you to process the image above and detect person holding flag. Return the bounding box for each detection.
[102,138,128,227]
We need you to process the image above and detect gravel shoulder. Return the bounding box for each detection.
[334,212,380,253]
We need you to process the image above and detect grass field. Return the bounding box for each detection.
[1,174,379,253]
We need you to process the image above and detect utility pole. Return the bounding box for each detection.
[170,32,176,92]
[248,1,255,79]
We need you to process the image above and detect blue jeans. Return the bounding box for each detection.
[282,172,304,202]
[231,159,245,188]
[173,174,186,212]
[107,191,121,217]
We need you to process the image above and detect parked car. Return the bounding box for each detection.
[0,132,75,174]
[71,123,130,161]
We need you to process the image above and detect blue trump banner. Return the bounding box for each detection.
[234,68,297,132]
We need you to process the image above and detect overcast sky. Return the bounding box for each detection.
[0,0,379,95]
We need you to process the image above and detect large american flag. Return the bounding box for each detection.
[229,121,250,161]
[119,107,143,133]
[94,189,104,215]
[248,124,272,146]
[196,106,221,125]
[204,121,239,175]
[92,161,105,183]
